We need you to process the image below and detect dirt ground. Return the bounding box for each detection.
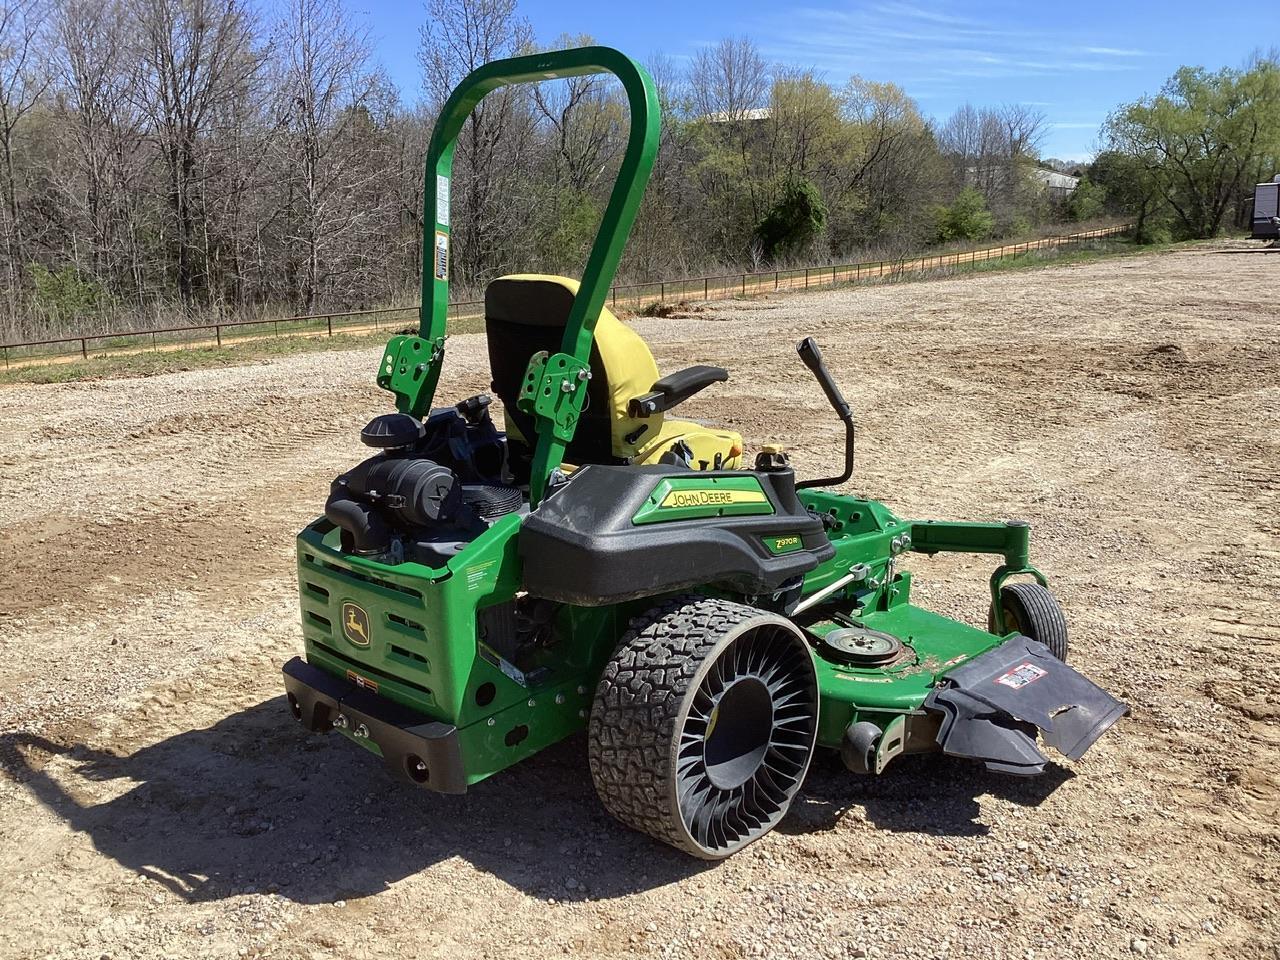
[0,241,1276,960]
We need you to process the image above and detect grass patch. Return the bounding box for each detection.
[1,314,488,386]
[635,299,706,318]
[858,236,1197,288]
[0,331,387,386]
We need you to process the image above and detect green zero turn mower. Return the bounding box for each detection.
[282,46,1127,859]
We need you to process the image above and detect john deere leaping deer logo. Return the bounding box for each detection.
[341,602,371,647]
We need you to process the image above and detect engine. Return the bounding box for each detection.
[324,396,524,567]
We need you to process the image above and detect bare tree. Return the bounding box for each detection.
[688,36,768,121]
[531,35,621,194]
[686,38,771,253]
[130,0,260,307]
[999,103,1046,161]
[50,0,152,302]
[939,102,1046,220]
[0,0,52,297]
[419,0,533,285]
[386,103,433,297]
[273,0,395,311]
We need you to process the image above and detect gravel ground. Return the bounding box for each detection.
[0,240,1276,960]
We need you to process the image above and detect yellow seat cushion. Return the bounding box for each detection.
[631,418,743,468]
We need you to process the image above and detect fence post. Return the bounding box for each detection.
[741,274,746,296]
[660,281,665,303]
[326,315,333,337]
[81,338,87,359]
[215,324,221,346]
[704,278,709,300]
[612,287,617,308]
[804,268,810,289]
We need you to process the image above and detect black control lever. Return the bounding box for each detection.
[795,337,855,490]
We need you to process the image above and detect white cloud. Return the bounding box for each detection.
[1081,46,1149,56]
[750,2,1145,86]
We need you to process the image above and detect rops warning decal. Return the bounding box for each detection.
[436,175,450,226]
[994,662,1047,689]
[434,231,449,281]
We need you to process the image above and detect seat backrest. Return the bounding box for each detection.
[485,275,662,472]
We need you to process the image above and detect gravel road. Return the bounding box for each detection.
[0,241,1276,960]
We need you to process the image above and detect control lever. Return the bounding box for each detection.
[455,393,493,426]
[795,337,855,490]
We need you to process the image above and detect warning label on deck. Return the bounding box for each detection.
[995,662,1048,689]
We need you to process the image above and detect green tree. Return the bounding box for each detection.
[1066,178,1107,221]
[1088,150,1166,242]
[29,263,108,327]
[754,178,826,260]
[933,187,994,243]
[1105,60,1280,238]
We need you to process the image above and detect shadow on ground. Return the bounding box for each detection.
[1,698,709,906]
[2,696,1073,906]
[785,750,1074,839]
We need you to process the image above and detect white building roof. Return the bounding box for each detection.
[700,107,772,123]
[1033,168,1080,190]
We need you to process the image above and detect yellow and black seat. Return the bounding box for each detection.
[484,275,742,479]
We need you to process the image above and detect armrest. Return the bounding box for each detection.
[628,365,729,417]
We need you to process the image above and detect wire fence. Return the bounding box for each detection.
[1,224,1132,371]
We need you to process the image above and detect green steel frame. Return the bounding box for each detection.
[377,46,660,504]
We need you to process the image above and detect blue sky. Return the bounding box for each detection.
[358,0,1263,161]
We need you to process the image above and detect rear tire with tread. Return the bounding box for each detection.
[588,595,818,859]
[989,581,1069,661]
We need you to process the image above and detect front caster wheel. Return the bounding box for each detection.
[588,596,818,859]
[989,582,1069,661]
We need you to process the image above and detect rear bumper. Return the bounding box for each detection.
[282,656,467,794]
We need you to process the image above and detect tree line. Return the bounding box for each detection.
[7,0,1265,343]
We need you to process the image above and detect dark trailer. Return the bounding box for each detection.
[1252,176,1280,239]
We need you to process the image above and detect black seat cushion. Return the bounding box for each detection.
[484,278,622,479]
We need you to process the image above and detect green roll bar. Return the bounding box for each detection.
[376,46,660,504]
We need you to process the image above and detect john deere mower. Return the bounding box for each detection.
[282,46,1127,858]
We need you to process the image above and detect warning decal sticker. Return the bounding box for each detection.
[465,559,497,591]
[994,662,1048,689]
[436,175,450,226]
[434,231,449,281]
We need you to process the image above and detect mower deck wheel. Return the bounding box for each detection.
[989,582,1069,661]
[588,596,818,859]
